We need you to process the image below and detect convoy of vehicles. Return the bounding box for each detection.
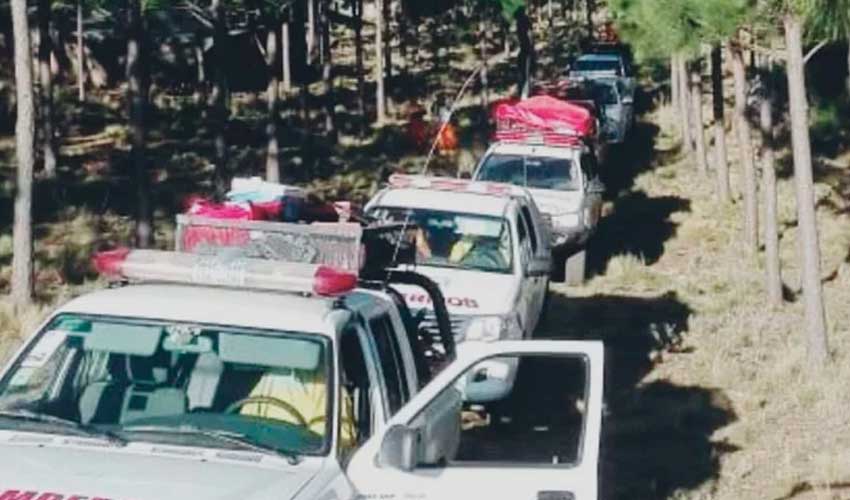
[0,219,604,500]
[0,37,643,500]
[568,45,637,145]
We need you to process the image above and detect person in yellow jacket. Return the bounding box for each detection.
[240,367,357,452]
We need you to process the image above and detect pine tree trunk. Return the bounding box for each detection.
[670,54,679,111]
[320,0,335,141]
[677,54,693,152]
[759,56,782,307]
[690,59,708,176]
[711,45,731,202]
[9,0,35,307]
[210,0,229,198]
[516,8,535,97]
[127,0,152,248]
[784,14,829,365]
[307,0,316,65]
[354,0,365,130]
[383,0,392,84]
[282,18,291,93]
[730,37,758,255]
[265,28,280,182]
[479,17,489,108]
[503,20,510,58]
[846,42,850,97]
[76,0,85,102]
[195,42,205,84]
[585,0,594,38]
[38,0,56,177]
[375,0,386,123]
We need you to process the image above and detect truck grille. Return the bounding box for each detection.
[418,311,471,345]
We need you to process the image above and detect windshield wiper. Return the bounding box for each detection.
[0,409,127,446]
[122,425,301,465]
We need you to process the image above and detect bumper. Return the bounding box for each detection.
[455,346,520,403]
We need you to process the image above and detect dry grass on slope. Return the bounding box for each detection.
[545,107,850,500]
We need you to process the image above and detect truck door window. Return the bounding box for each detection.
[581,151,598,180]
[519,206,538,254]
[340,328,372,450]
[515,214,532,266]
[368,316,409,415]
[410,354,589,467]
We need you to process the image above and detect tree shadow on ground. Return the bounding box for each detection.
[587,192,691,278]
[533,292,737,500]
[600,121,663,198]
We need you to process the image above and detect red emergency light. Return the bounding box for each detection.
[92,248,358,297]
[493,127,584,147]
[388,174,517,197]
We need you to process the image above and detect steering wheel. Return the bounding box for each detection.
[226,396,309,428]
[460,242,505,269]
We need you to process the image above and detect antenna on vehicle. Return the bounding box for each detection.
[421,64,483,176]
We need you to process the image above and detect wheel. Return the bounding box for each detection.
[550,249,567,283]
[564,249,587,286]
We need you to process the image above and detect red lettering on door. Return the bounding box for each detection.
[35,494,63,500]
[0,491,38,500]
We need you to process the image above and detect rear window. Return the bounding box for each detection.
[574,58,621,76]
[477,154,581,191]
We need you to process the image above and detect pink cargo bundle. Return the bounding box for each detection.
[491,95,595,146]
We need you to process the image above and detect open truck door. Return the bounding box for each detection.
[347,340,604,500]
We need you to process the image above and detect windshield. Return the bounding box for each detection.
[370,207,514,274]
[477,154,581,191]
[0,314,332,456]
[574,58,621,76]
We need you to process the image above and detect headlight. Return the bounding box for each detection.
[553,213,580,228]
[462,314,522,342]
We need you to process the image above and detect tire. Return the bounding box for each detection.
[564,249,587,286]
[550,249,567,282]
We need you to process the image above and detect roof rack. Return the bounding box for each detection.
[175,214,416,273]
[387,173,527,198]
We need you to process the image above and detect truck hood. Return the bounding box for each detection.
[394,266,518,316]
[0,433,322,500]
[525,188,583,215]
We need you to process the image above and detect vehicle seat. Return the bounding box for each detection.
[78,355,131,425]
[185,352,224,410]
[119,354,187,424]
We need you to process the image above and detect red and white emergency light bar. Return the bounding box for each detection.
[493,127,584,147]
[388,174,527,198]
[92,248,358,297]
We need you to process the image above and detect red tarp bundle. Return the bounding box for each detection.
[492,95,596,139]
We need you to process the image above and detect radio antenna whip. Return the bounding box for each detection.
[421,64,483,175]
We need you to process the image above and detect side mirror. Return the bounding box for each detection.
[527,257,551,277]
[622,96,634,105]
[588,179,606,194]
[378,425,418,472]
[458,170,472,180]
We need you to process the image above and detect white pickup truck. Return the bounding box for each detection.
[0,248,604,500]
[473,142,605,285]
[366,175,552,406]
